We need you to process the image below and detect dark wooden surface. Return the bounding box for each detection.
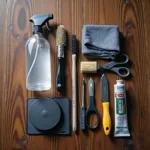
[0,0,150,149]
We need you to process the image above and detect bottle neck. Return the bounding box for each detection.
[32,26,43,35]
[34,32,43,37]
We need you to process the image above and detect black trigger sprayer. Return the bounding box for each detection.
[25,14,53,91]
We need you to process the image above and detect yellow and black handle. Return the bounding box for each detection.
[102,102,111,135]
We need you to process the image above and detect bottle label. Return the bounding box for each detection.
[115,93,126,115]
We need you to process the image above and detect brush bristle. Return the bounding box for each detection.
[72,35,76,54]
[56,25,66,46]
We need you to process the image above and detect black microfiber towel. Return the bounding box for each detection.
[82,25,120,60]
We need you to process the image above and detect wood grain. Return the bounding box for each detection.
[0,0,150,149]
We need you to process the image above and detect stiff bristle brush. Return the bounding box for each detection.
[72,35,77,132]
[56,25,67,92]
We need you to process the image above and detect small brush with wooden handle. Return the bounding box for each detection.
[72,35,77,132]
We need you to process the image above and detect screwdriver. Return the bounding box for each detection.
[80,79,86,130]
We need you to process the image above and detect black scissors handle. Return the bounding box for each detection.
[102,54,129,68]
[99,54,130,78]
[114,53,129,64]
[110,67,130,78]
[86,96,100,130]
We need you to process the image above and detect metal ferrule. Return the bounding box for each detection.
[58,45,64,58]
[82,80,85,107]
[88,78,94,96]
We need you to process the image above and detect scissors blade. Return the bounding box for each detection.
[88,77,94,96]
[100,74,108,102]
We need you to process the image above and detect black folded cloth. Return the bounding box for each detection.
[82,25,121,60]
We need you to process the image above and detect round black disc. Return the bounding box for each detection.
[29,98,61,130]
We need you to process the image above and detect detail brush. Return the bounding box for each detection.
[80,79,86,130]
[72,35,77,132]
[56,25,67,92]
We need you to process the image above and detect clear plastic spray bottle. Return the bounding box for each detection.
[25,14,53,91]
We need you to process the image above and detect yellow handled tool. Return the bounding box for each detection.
[102,102,111,135]
[101,74,111,135]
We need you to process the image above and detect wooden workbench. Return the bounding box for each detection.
[0,0,150,149]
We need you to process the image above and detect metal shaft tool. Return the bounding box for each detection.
[80,79,86,130]
[100,74,111,135]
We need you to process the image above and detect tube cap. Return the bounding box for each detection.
[116,80,123,84]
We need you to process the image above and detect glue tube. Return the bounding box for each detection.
[114,80,130,137]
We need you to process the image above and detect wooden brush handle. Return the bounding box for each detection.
[80,61,97,73]
[72,55,77,132]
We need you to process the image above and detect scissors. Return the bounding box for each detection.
[86,78,100,130]
[81,53,130,78]
[98,53,130,78]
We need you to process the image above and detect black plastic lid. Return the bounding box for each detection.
[29,98,61,130]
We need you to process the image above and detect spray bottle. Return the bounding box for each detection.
[25,14,53,91]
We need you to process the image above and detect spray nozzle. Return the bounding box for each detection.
[46,22,51,31]
[30,14,53,34]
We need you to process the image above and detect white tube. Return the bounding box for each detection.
[114,80,130,137]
